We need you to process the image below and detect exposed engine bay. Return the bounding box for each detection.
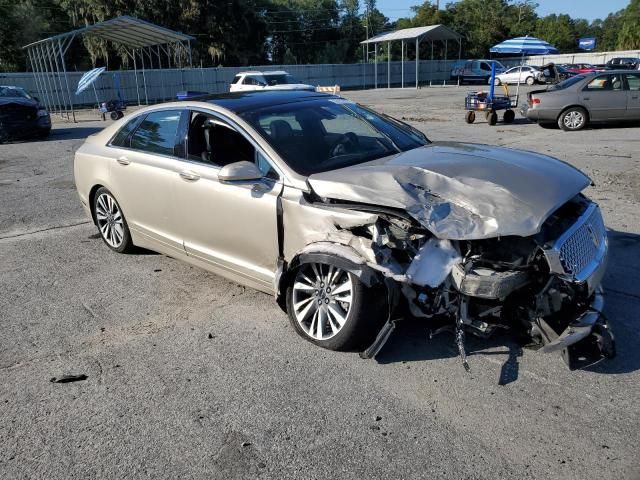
[284,191,615,370]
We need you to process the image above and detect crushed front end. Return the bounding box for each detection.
[320,194,615,370]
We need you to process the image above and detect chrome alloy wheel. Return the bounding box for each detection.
[95,193,125,248]
[564,110,585,129]
[292,263,353,340]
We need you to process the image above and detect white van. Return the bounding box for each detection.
[450,60,506,84]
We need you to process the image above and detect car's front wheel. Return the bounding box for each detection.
[558,107,588,131]
[525,76,535,86]
[286,262,386,351]
[93,187,134,253]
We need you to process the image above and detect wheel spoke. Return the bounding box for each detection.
[327,304,347,328]
[294,296,314,312]
[334,293,352,304]
[316,308,326,339]
[293,281,315,291]
[331,280,351,295]
[297,297,316,322]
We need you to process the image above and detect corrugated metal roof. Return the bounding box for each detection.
[360,25,462,44]
[24,16,194,49]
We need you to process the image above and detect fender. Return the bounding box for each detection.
[274,242,383,311]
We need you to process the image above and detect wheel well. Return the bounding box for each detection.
[558,105,589,122]
[275,250,385,312]
[88,184,104,225]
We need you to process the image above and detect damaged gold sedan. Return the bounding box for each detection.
[74,91,615,369]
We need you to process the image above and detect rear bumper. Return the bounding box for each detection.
[523,106,558,123]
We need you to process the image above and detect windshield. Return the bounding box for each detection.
[550,74,586,90]
[241,98,429,175]
[0,87,31,99]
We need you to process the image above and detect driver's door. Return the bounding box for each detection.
[172,110,283,290]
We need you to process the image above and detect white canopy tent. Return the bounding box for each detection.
[360,24,463,89]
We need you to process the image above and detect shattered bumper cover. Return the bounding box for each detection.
[541,289,615,369]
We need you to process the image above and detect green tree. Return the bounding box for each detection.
[617,0,640,49]
[534,14,577,51]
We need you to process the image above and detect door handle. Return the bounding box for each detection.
[116,156,130,166]
[179,170,200,181]
[632,96,639,99]
[583,97,590,101]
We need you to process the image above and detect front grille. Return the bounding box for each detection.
[557,205,606,277]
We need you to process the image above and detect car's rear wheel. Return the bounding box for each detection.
[93,187,134,253]
[286,262,386,351]
[558,107,587,131]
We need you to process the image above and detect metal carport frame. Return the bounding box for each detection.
[23,16,194,121]
[360,24,462,89]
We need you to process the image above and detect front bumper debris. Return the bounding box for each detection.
[539,288,615,369]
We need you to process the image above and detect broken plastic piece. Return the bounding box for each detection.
[406,238,461,288]
[360,319,397,359]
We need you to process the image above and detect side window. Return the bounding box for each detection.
[585,75,623,91]
[110,116,143,147]
[186,111,275,177]
[130,110,182,156]
[231,75,241,84]
[243,75,264,86]
[480,62,492,71]
[626,73,640,91]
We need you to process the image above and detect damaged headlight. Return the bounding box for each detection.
[451,263,529,300]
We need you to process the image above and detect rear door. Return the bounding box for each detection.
[107,108,186,255]
[624,72,640,119]
[581,73,627,120]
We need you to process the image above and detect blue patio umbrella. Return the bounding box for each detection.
[75,67,106,95]
[488,36,558,104]
[489,36,558,55]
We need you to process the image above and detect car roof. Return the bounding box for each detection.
[235,70,289,76]
[201,90,334,114]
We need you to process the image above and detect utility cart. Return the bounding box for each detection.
[463,61,518,126]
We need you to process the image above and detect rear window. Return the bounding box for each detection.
[130,110,182,156]
[550,74,586,90]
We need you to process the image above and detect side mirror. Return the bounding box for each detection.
[218,161,263,183]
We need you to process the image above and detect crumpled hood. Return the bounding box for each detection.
[307,142,591,240]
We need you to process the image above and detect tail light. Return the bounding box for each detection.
[529,97,541,106]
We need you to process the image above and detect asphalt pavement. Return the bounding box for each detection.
[1,86,639,479]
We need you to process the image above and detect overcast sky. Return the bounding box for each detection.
[373,0,630,22]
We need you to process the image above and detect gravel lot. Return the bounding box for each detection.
[1,86,639,479]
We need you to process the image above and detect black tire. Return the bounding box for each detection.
[465,111,476,124]
[285,262,387,351]
[92,187,134,253]
[110,111,120,121]
[525,76,535,86]
[488,111,498,126]
[558,107,588,131]
[117,111,125,119]
[503,109,515,123]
